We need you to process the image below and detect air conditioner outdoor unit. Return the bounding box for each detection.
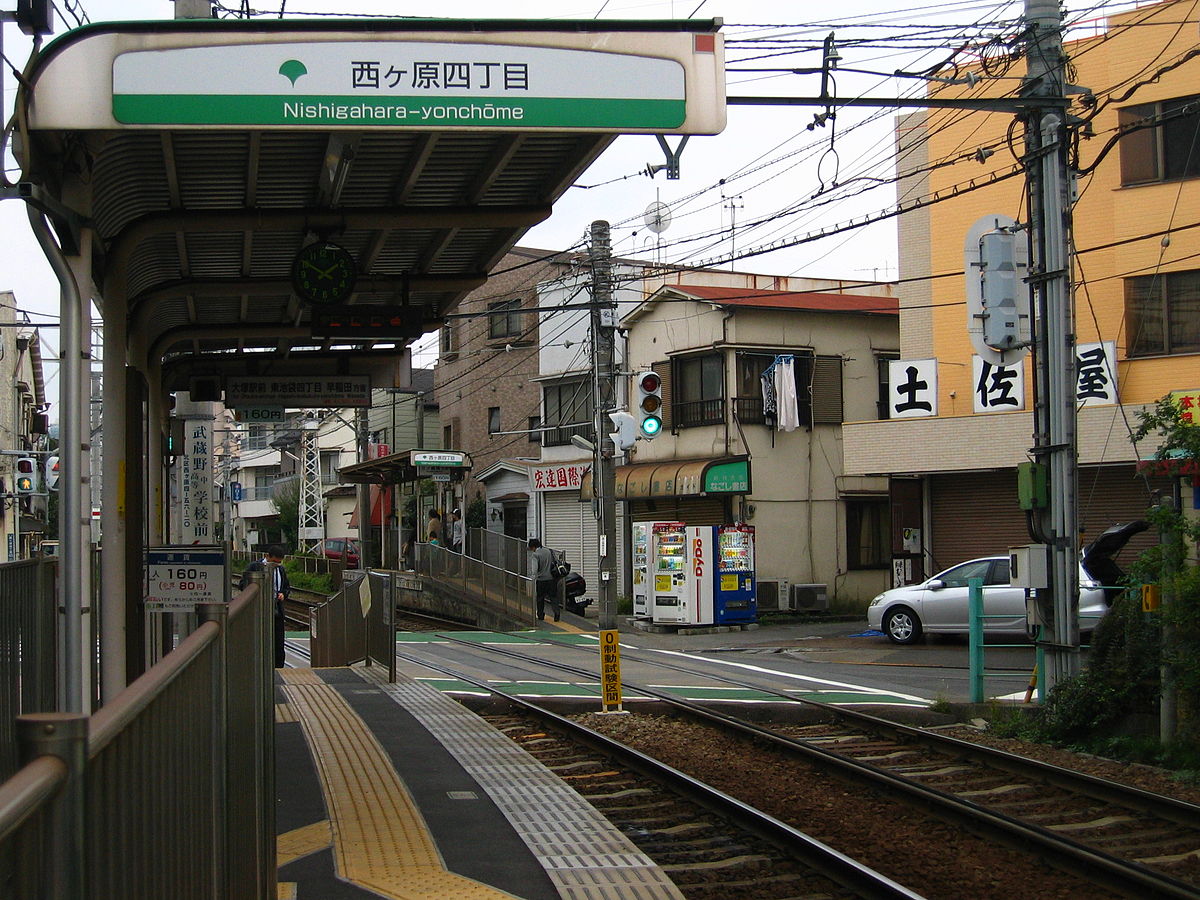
[789,583,829,612]
[755,578,789,612]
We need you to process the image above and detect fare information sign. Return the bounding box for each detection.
[225,375,371,408]
[146,546,227,612]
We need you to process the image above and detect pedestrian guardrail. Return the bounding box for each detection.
[414,542,534,623]
[309,576,367,668]
[0,558,57,783]
[0,575,276,899]
[968,578,1120,704]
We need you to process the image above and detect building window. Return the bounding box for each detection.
[1126,269,1200,357]
[732,352,814,428]
[528,416,541,444]
[674,354,724,428]
[488,299,523,340]
[542,378,593,447]
[488,407,501,435]
[320,450,341,485]
[846,498,890,570]
[1119,94,1200,186]
[876,352,900,419]
[243,425,269,452]
[440,323,456,355]
[443,424,453,449]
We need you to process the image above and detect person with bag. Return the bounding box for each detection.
[528,538,560,622]
[239,544,290,667]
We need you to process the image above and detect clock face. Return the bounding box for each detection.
[292,241,357,305]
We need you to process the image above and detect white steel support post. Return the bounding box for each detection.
[27,208,91,713]
[297,412,325,553]
[1024,0,1079,692]
[590,220,618,632]
[100,289,128,702]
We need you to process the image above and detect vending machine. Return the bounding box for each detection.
[649,522,692,624]
[650,524,756,626]
[713,524,756,624]
[632,522,652,619]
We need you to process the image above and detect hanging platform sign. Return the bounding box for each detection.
[109,36,720,132]
[225,375,371,408]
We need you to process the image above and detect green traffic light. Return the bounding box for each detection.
[641,416,662,436]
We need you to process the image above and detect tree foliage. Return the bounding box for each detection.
[270,477,301,552]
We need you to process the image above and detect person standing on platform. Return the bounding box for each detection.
[240,544,290,667]
[427,509,442,544]
[528,538,559,622]
[448,508,464,554]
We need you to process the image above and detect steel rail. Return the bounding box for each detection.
[422,632,1200,900]
[522,632,1200,828]
[392,646,926,900]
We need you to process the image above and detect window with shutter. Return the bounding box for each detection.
[811,355,843,424]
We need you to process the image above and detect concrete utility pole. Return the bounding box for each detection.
[589,221,619,631]
[356,407,374,569]
[1023,0,1079,693]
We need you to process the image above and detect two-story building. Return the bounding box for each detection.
[842,0,1192,581]
[619,282,898,609]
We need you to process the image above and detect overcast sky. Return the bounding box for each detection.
[0,0,1128,377]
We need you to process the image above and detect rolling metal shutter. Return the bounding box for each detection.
[930,465,1166,573]
[543,492,626,597]
[628,497,727,526]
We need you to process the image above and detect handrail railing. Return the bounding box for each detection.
[414,542,534,624]
[465,527,530,577]
[0,578,275,899]
[310,576,367,668]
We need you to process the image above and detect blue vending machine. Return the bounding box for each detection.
[711,524,756,624]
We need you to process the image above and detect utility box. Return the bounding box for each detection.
[1016,461,1048,510]
[1009,544,1049,590]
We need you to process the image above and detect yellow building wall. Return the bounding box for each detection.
[911,0,1200,414]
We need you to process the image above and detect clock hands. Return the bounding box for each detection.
[301,258,341,281]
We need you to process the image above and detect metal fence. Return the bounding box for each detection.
[0,560,57,784]
[310,575,367,668]
[365,572,397,681]
[0,577,275,899]
[414,542,534,624]
[465,528,530,578]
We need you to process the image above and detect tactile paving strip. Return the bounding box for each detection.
[371,673,686,900]
[280,671,516,899]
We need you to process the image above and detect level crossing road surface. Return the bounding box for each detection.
[284,614,1055,706]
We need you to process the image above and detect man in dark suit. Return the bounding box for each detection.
[240,544,289,667]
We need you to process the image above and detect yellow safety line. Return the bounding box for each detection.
[277,883,296,900]
[276,819,332,867]
[275,702,298,724]
[281,674,517,899]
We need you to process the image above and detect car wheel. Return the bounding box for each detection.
[883,607,923,645]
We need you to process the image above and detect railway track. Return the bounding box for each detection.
[402,631,1200,899]
[394,648,923,900]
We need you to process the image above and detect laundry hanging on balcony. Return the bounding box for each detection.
[761,354,800,433]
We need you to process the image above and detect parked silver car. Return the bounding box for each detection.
[867,522,1147,645]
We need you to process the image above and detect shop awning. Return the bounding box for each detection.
[581,456,750,499]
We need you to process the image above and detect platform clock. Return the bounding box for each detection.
[291,241,357,305]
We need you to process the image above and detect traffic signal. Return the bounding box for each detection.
[44,456,60,492]
[635,371,663,439]
[15,458,37,494]
[978,228,1021,351]
[608,411,638,452]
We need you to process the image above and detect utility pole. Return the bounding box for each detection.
[356,407,374,569]
[1023,0,1079,693]
[589,221,618,631]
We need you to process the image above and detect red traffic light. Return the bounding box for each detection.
[639,372,661,394]
[16,458,35,475]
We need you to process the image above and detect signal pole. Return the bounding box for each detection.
[589,220,619,631]
[1023,0,1079,693]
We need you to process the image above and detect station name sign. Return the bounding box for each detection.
[412,450,467,467]
[109,37,717,132]
[225,375,371,408]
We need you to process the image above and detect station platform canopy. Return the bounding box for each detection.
[18,17,726,379]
